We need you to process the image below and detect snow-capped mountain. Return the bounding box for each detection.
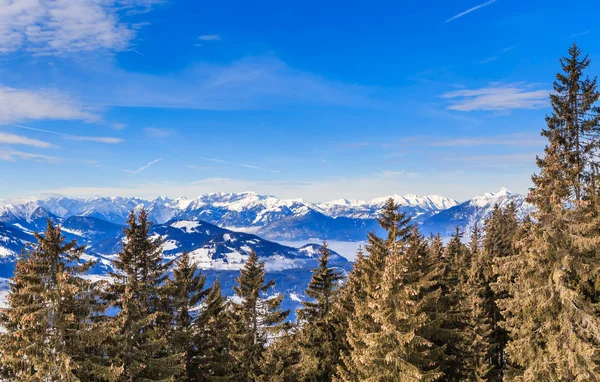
[0,192,460,241]
[420,188,535,238]
[0,188,534,317]
[316,194,459,221]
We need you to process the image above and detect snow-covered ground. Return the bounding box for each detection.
[278,240,366,262]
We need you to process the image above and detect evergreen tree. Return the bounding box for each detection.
[104,210,181,381]
[464,224,494,381]
[494,43,600,380]
[0,221,108,381]
[168,250,209,381]
[194,279,234,381]
[358,227,445,381]
[335,199,413,381]
[228,250,289,381]
[432,228,473,381]
[296,242,343,381]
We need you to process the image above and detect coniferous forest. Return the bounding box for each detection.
[1,43,600,381]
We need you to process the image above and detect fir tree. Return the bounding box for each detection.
[432,227,473,381]
[494,43,600,380]
[194,279,234,381]
[464,224,494,381]
[167,250,209,381]
[0,221,108,381]
[228,250,289,381]
[358,227,445,381]
[335,199,413,381]
[104,210,181,381]
[296,242,343,381]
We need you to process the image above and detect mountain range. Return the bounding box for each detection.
[0,188,534,316]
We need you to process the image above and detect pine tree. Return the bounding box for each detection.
[296,242,343,381]
[0,221,108,381]
[104,210,181,381]
[494,43,600,380]
[431,227,473,381]
[194,279,234,381]
[335,199,413,381]
[358,227,445,381]
[167,250,210,381]
[464,224,494,381]
[228,250,289,381]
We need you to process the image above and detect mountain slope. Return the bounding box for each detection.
[419,188,534,238]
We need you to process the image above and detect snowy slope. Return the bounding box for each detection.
[419,188,534,238]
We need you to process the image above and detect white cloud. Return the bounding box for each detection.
[426,133,545,147]
[37,170,534,203]
[198,34,220,41]
[0,149,59,163]
[0,132,51,148]
[144,127,172,138]
[119,158,162,175]
[13,125,123,144]
[196,157,281,174]
[65,55,376,110]
[444,0,497,24]
[0,87,96,123]
[441,83,549,111]
[0,0,162,55]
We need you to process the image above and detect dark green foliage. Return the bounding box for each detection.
[493,43,600,381]
[0,221,108,381]
[167,250,210,381]
[228,250,289,381]
[296,242,343,381]
[194,279,234,381]
[104,210,181,381]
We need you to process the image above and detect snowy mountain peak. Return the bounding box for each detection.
[483,187,512,198]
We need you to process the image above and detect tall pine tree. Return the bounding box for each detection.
[228,250,289,381]
[0,221,108,381]
[494,43,600,380]
[296,242,343,381]
[104,210,181,381]
[167,250,210,381]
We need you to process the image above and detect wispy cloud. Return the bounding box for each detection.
[197,157,281,173]
[563,30,591,40]
[0,149,60,163]
[112,122,127,130]
[0,0,163,55]
[119,158,162,175]
[0,87,96,124]
[13,125,123,144]
[145,127,172,138]
[441,83,549,111]
[501,43,522,53]
[198,34,221,41]
[444,0,497,24]
[426,133,545,147]
[477,43,522,64]
[478,56,499,64]
[0,132,51,148]
[51,55,376,111]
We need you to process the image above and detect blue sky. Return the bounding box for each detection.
[0,0,598,202]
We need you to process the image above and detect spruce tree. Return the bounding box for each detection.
[494,43,600,380]
[464,224,494,381]
[358,227,445,381]
[194,279,234,381]
[431,227,473,381]
[104,210,181,381]
[228,250,289,381]
[167,250,209,381]
[0,221,108,381]
[296,242,343,381]
[335,199,413,381]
